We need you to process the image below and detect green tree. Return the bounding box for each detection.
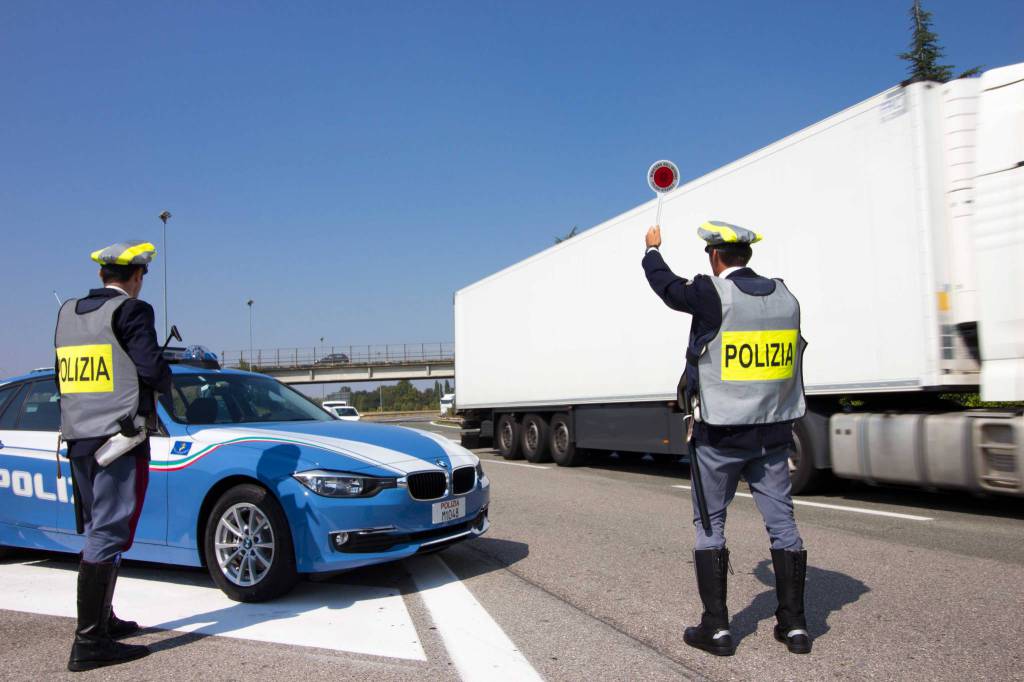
[899,0,981,83]
[344,381,453,413]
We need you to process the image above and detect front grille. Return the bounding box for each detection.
[340,512,486,553]
[452,466,476,494]
[407,471,447,500]
[987,452,1017,473]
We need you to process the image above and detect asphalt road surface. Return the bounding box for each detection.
[2,418,1021,681]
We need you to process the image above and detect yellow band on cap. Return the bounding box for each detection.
[700,221,740,243]
[91,241,157,265]
[117,242,157,264]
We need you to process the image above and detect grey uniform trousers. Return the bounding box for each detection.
[70,447,149,563]
[691,442,803,551]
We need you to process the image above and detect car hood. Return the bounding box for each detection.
[183,420,476,476]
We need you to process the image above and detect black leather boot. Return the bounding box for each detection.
[771,548,812,654]
[67,562,150,672]
[106,561,140,639]
[108,611,140,639]
[683,548,735,656]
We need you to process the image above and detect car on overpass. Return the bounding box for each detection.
[314,353,350,366]
[0,358,489,602]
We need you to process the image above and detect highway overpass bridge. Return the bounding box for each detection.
[220,343,454,385]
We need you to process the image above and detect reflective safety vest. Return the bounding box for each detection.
[696,277,806,426]
[54,296,140,440]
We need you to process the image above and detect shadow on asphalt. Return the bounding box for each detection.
[521,449,1024,520]
[730,559,869,644]
[448,536,531,579]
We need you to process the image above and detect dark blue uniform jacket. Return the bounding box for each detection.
[56,288,172,458]
[642,249,795,450]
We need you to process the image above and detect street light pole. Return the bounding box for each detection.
[247,299,254,368]
[320,337,326,399]
[158,211,172,339]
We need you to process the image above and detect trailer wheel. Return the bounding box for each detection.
[495,414,523,459]
[549,413,587,467]
[521,414,552,463]
[790,418,826,495]
[460,431,481,449]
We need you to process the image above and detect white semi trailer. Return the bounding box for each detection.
[454,63,1024,496]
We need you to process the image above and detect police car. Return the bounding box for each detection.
[0,351,489,602]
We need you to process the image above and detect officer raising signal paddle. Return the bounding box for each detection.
[642,221,811,657]
[55,241,171,672]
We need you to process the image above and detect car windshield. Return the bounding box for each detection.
[337,407,357,416]
[160,373,333,425]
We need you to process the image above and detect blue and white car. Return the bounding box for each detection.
[0,359,489,602]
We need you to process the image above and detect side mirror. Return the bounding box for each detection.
[160,325,184,354]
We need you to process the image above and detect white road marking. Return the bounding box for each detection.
[406,555,542,682]
[481,459,550,470]
[429,421,463,430]
[0,560,426,660]
[670,485,934,521]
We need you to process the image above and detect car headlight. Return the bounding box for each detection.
[292,470,397,498]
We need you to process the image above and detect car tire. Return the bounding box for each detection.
[204,483,298,603]
[549,413,587,467]
[521,414,552,463]
[495,414,523,460]
[790,417,828,495]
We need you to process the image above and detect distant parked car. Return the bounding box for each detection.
[314,353,350,366]
[330,405,362,422]
[321,399,349,412]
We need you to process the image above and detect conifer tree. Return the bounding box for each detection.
[899,0,981,83]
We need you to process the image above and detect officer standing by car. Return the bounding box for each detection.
[642,221,811,657]
[54,241,171,672]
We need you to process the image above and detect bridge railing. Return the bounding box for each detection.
[221,343,454,371]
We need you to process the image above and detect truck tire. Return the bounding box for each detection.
[460,431,481,449]
[495,414,523,459]
[790,418,826,495]
[521,414,552,463]
[204,483,299,603]
[549,413,587,467]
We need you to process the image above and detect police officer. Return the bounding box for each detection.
[642,221,810,656]
[55,241,171,672]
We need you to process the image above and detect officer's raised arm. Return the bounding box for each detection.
[641,224,699,314]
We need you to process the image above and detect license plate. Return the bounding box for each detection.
[431,497,466,524]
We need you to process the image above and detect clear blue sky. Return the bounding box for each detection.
[2,1,1021,377]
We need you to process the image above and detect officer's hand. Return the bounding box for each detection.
[645,225,662,249]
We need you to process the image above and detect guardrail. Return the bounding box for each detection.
[221,343,454,370]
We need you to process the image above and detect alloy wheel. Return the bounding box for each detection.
[215,502,275,587]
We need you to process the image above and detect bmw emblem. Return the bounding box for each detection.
[435,459,447,469]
